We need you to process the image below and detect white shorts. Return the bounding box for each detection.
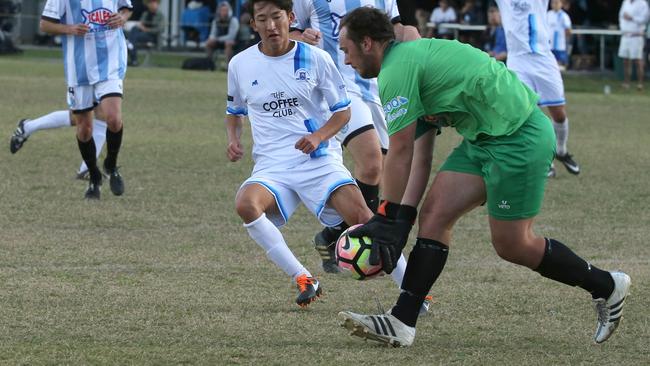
[508,53,566,107]
[67,79,124,112]
[239,157,356,227]
[618,36,645,60]
[336,94,389,152]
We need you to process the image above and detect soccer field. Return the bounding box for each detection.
[0,58,649,365]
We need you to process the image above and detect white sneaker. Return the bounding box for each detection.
[593,271,631,344]
[339,311,415,347]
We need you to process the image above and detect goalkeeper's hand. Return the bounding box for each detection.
[349,213,412,274]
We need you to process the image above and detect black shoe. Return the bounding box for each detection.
[103,164,124,196]
[85,181,101,200]
[10,119,29,154]
[314,231,341,274]
[556,153,580,175]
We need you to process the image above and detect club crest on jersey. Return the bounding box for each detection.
[294,68,311,82]
[82,8,112,26]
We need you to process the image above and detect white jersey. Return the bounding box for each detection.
[42,0,132,87]
[227,42,351,173]
[619,0,650,35]
[547,9,571,51]
[292,0,401,105]
[496,0,552,56]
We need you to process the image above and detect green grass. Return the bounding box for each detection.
[0,58,649,365]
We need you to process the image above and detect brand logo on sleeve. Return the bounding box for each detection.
[383,96,409,124]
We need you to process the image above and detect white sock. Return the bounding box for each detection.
[553,118,569,156]
[244,213,310,280]
[23,110,71,136]
[390,254,407,287]
[78,119,107,173]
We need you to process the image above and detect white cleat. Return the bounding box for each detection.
[339,311,415,347]
[593,271,631,344]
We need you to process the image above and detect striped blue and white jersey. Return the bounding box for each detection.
[42,0,132,87]
[496,0,552,56]
[227,42,351,172]
[292,0,401,105]
[547,9,571,51]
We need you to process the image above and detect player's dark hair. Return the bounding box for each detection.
[249,0,293,16]
[340,7,395,45]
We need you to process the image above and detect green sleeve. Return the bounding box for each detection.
[378,62,426,136]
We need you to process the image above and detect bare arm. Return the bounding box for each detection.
[225,114,244,162]
[289,28,321,45]
[382,122,416,203]
[295,109,350,154]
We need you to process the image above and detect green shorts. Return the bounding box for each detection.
[439,108,555,220]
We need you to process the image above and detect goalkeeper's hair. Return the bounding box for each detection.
[340,7,395,45]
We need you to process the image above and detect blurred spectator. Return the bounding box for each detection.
[458,0,484,47]
[618,0,649,90]
[415,0,435,36]
[459,0,484,25]
[181,0,213,46]
[206,1,240,66]
[482,5,506,61]
[235,11,257,53]
[547,0,572,69]
[128,0,164,65]
[427,0,457,39]
[0,0,22,54]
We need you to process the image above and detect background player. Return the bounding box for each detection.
[40,0,131,199]
[10,110,108,179]
[336,7,630,347]
[496,0,579,178]
[547,0,572,69]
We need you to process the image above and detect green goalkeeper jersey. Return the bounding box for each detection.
[379,39,539,141]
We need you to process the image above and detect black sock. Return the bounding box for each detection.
[320,223,349,244]
[356,180,379,213]
[391,238,449,327]
[535,238,614,299]
[77,137,101,183]
[104,126,123,171]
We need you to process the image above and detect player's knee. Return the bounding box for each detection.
[235,197,263,223]
[355,159,381,183]
[419,202,456,232]
[104,113,123,131]
[491,236,532,267]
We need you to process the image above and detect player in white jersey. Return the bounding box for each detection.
[40,0,132,199]
[496,0,580,177]
[547,0,571,67]
[291,0,435,278]
[10,109,108,180]
[227,0,389,307]
[618,0,649,90]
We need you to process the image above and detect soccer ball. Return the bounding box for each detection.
[335,224,384,280]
